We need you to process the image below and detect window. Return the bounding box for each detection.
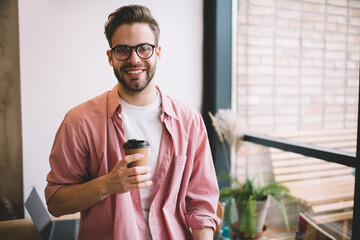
[203,0,360,238]
[237,0,359,238]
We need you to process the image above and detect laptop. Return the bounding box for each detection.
[25,187,80,240]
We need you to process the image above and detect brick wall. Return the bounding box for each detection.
[235,0,359,229]
[237,0,360,133]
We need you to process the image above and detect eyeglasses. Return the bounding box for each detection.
[111,43,156,61]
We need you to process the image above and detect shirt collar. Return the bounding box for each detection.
[107,84,179,121]
[156,86,179,121]
[108,85,121,118]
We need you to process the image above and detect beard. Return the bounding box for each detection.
[113,62,156,93]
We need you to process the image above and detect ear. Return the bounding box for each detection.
[155,46,161,63]
[106,49,114,66]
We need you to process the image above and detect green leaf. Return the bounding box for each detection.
[219,177,294,236]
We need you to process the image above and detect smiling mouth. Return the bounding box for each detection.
[126,70,144,74]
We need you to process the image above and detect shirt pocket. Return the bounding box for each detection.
[162,155,187,216]
[164,155,187,200]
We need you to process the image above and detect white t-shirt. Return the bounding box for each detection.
[119,92,162,239]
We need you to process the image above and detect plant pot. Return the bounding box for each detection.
[231,223,267,240]
[235,197,270,238]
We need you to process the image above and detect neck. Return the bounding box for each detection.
[117,82,157,106]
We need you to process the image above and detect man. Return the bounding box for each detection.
[45,5,220,240]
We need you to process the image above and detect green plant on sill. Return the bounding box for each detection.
[219,174,293,238]
[209,109,294,237]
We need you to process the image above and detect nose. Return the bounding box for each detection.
[127,49,141,64]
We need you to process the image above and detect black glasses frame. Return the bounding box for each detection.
[111,43,156,61]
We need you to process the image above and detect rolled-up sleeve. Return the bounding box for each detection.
[185,112,221,230]
[45,112,89,203]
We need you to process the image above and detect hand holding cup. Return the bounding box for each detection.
[123,139,150,168]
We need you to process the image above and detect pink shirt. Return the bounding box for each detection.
[45,85,220,240]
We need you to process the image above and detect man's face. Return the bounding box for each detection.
[107,23,161,93]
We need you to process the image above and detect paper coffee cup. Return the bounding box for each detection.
[123,139,150,168]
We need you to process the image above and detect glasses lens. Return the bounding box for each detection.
[114,46,131,60]
[136,44,154,59]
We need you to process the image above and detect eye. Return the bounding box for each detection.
[138,44,152,53]
[115,46,130,54]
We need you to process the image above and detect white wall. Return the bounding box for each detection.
[18,0,203,207]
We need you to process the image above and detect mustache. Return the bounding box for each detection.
[120,63,147,69]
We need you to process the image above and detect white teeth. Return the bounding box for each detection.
[127,70,143,74]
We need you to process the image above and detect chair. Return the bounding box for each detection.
[296,212,336,240]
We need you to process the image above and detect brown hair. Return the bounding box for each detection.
[104,5,160,48]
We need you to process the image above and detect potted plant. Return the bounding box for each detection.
[219,174,293,239]
[209,109,293,239]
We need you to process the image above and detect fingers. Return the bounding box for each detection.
[126,167,152,190]
[132,180,153,189]
[121,154,144,166]
[128,173,151,184]
[106,154,152,193]
[127,173,153,190]
[118,154,150,175]
[127,165,151,176]
[127,169,152,190]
